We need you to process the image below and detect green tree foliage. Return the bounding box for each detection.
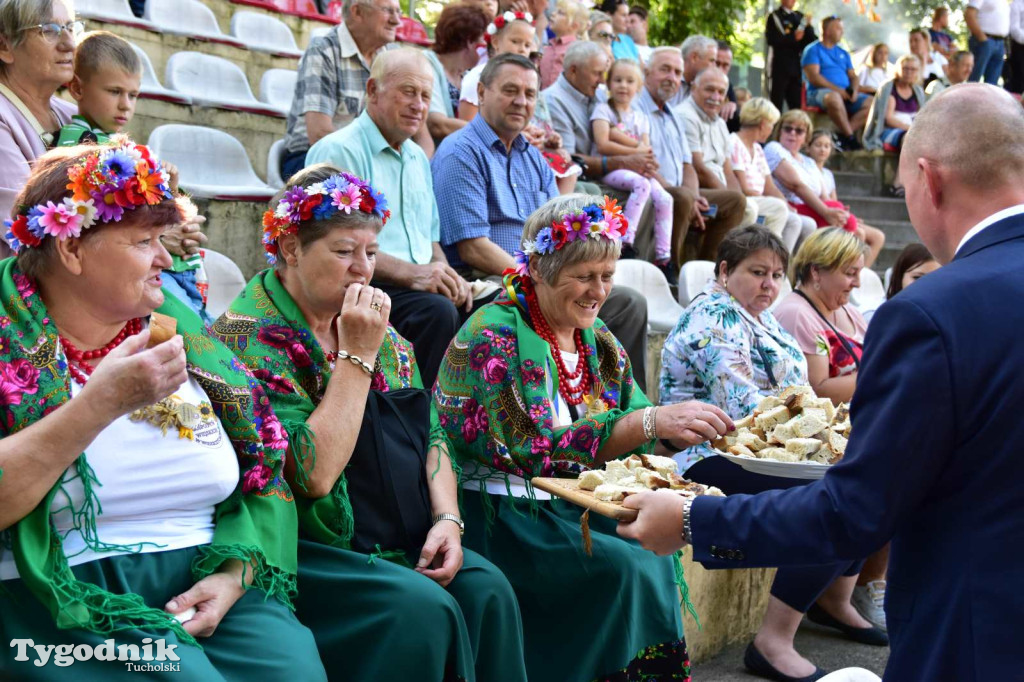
[640,0,750,48]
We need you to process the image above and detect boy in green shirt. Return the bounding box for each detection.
[59,31,211,322]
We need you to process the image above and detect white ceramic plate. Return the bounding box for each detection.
[716,452,830,480]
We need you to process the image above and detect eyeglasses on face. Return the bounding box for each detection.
[596,31,618,41]
[781,125,807,135]
[20,20,83,43]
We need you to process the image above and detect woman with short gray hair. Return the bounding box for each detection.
[435,193,733,682]
[0,0,78,237]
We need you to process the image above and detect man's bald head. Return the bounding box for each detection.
[903,83,1024,190]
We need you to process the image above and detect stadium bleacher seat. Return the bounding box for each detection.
[309,25,332,42]
[203,248,248,317]
[230,0,340,23]
[131,43,192,105]
[883,267,893,292]
[397,17,431,47]
[613,260,684,333]
[850,267,886,315]
[677,260,715,307]
[230,11,302,58]
[148,124,277,200]
[165,52,285,117]
[144,0,246,48]
[267,139,286,188]
[259,69,298,116]
[76,0,156,30]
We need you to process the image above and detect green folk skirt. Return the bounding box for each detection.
[294,539,527,682]
[462,490,691,682]
[0,546,327,681]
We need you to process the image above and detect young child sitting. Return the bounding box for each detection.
[59,31,211,321]
[590,59,674,282]
[539,0,588,89]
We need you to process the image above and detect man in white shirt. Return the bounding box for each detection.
[966,0,1011,83]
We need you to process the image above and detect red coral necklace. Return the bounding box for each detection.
[61,318,143,385]
[522,279,592,406]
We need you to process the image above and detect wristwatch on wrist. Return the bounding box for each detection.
[433,513,465,536]
[681,498,694,545]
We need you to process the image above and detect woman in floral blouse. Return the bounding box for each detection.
[659,226,808,472]
[658,226,885,681]
[435,193,733,682]
[214,164,526,682]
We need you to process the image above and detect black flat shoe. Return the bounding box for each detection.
[806,603,890,646]
[743,642,829,682]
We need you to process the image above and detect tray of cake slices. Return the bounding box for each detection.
[713,386,851,480]
[532,454,725,522]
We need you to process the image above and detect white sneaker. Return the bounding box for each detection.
[852,580,887,632]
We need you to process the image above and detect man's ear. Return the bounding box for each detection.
[918,157,943,211]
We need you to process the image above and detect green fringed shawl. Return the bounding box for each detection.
[212,269,444,550]
[0,259,299,646]
[433,273,652,486]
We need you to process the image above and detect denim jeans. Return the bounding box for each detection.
[969,35,1006,84]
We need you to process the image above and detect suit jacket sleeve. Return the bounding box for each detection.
[689,297,957,567]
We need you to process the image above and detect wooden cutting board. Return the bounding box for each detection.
[531,477,639,522]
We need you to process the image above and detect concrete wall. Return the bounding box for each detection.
[192,198,270,280]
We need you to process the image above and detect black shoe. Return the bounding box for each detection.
[620,243,637,259]
[655,260,678,286]
[743,643,829,682]
[843,135,863,152]
[806,603,890,646]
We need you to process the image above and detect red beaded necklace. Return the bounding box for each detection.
[522,278,592,406]
[61,318,143,386]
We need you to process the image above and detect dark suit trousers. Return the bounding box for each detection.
[771,67,803,112]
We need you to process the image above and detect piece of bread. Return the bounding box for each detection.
[807,447,833,465]
[637,469,670,490]
[749,425,767,441]
[759,448,802,463]
[755,405,792,433]
[788,412,829,439]
[826,430,848,461]
[577,470,606,491]
[736,431,769,452]
[830,403,850,427]
[770,420,799,444]
[728,443,757,458]
[733,414,755,430]
[148,312,177,347]
[603,460,631,483]
[623,454,645,470]
[803,398,836,421]
[779,385,815,401]
[704,486,725,497]
[755,395,785,413]
[785,438,822,458]
[641,454,679,477]
[594,484,634,502]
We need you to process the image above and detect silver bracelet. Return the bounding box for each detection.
[337,350,374,376]
[642,406,659,441]
[681,497,694,545]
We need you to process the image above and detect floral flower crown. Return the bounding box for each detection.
[512,196,627,276]
[261,171,390,265]
[3,141,174,254]
[484,11,534,44]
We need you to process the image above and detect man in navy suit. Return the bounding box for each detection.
[617,83,1024,682]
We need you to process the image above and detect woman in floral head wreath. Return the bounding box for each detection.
[433,193,733,682]
[0,141,326,680]
[213,163,527,682]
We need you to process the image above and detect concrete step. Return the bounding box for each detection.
[840,196,910,223]
[871,220,921,272]
[832,170,876,197]
[829,150,897,174]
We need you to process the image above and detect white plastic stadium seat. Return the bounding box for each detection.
[613,260,685,333]
[76,0,156,29]
[883,267,893,292]
[202,249,247,318]
[850,268,886,316]
[259,69,298,116]
[267,139,286,189]
[130,44,192,105]
[165,52,284,117]
[230,11,302,58]
[677,260,715,307]
[147,125,276,200]
[144,0,245,48]
[309,26,333,43]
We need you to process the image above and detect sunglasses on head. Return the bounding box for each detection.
[782,125,806,135]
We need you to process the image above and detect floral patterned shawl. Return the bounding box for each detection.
[212,269,437,550]
[433,274,652,488]
[0,259,297,646]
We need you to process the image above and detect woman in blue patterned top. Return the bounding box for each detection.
[659,225,807,472]
[659,225,886,680]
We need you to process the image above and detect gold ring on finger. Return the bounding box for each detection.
[370,301,383,312]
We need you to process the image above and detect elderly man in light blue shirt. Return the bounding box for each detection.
[306,47,471,386]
